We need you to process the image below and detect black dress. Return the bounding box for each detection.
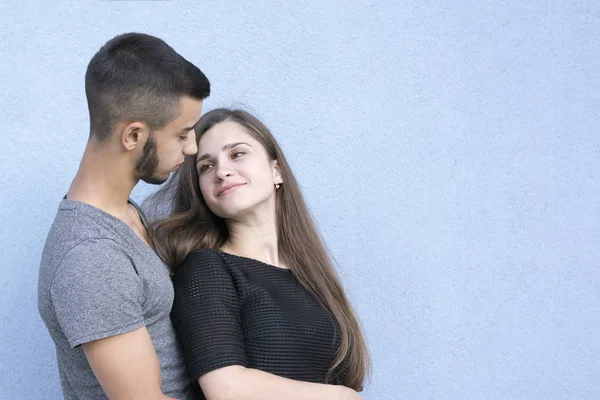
[170,248,347,399]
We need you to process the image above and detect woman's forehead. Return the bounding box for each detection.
[199,122,257,149]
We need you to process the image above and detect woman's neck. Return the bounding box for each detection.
[222,214,283,267]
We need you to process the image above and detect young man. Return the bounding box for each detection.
[38,33,210,399]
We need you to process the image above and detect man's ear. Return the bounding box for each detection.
[272,160,283,185]
[120,121,150,151]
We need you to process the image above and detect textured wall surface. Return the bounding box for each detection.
[1,1,599,399]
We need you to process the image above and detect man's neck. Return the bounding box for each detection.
[67,142,137,222]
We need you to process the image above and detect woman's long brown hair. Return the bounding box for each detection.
[145,108,370,390]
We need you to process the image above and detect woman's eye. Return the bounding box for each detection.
[180,135,188,141]
[232,151,246,158]
[199,164,213,173]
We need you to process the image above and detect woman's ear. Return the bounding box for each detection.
[271,160,283,185]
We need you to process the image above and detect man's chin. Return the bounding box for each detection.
[140,174,169,185]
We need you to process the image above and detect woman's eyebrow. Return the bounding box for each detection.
[196,142,252,163]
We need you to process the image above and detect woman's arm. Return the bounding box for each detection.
[199,365,363,400]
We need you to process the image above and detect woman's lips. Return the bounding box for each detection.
[217,183,245,197]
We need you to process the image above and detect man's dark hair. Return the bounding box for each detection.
[85,32,211,141]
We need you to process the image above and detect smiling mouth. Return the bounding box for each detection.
[218,184,245,197]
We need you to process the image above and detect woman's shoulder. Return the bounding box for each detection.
[177,248,228,274]
[186,247,223,260]
[178,248,288,276]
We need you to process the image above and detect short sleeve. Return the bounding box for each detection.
[171,249,247,380]
[50,239,145,348]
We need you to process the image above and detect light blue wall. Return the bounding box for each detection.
[1,1,598,399]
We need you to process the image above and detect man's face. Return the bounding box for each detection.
[135,96,203,185]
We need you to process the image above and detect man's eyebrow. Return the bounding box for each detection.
[196,142,252,163]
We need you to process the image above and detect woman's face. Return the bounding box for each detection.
[196,121,282,219]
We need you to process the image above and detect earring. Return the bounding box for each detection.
[275,184,281,189]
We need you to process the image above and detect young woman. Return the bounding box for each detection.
[148,108,370,400]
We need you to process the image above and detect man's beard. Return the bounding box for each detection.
[135,133,167,185]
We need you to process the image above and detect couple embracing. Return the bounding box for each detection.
[38,32,370,400]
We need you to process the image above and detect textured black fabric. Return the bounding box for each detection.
[171,248,347,398]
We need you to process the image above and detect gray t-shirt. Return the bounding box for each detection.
[38,199,192,399]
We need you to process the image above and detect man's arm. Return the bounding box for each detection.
[199,365,363,400]
[82,326,176,400]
